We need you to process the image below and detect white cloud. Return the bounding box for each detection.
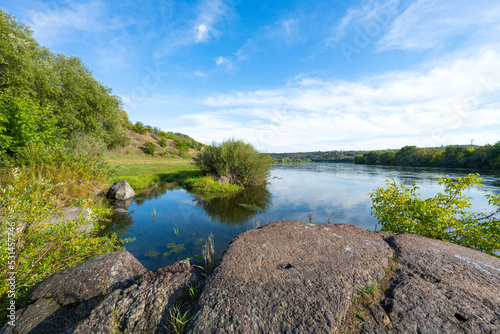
[215,56,233,70]
[195,24,210,43]
[194,47,500,151]
[25,1,124,45]
[327,0,399,44]
[378,0,500,50]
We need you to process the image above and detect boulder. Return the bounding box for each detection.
[106,180,135,200]
[1,250,147,334]
[190,221,393,333]
[73,260,198,333]
[378,233,500,334]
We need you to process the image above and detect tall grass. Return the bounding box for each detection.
[0,143,123,324]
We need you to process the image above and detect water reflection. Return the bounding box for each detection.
[104,163,500,271]
[192,186,272,225]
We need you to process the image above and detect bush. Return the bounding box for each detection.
[133,122,148,134]
[143,141,156,156]
[175,141,189,153]
[158,138,168,148]
[369,174,500,256]
[193,139,273,187]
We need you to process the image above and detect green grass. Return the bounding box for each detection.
[104,153,244,195]
[104,153,199,191]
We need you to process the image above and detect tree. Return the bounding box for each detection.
[194,139,273,187]
[370,174,500,256]
[0,9,129,151]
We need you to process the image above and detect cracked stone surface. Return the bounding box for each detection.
[190,221,393,333]
[379,233,500,334]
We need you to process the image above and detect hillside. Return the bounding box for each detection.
[111,129,200,158]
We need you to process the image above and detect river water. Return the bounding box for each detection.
[106,163,500,270]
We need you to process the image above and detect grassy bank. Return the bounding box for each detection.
[104,153,243,195]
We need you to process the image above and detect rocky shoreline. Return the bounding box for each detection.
[2,221,499,333]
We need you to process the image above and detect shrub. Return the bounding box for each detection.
[193,139,273,187]
[133,122,148,134]
[158,138,168,148]
[370,174,500,256]
[175,141,189,153]
[143,141,156,156]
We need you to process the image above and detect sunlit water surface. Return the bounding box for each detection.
[105,163,500,270]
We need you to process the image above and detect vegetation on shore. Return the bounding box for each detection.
[355,143,500,170]
[370,174,500,257]
[194,139,273,188]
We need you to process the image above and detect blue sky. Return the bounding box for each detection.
[2,0,500,152]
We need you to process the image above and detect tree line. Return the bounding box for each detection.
[354,144,500,170]
[270,150,365,163]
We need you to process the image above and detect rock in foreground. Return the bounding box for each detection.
[1,251,197,334]
[380,233,500,334]
[190,221,393,333]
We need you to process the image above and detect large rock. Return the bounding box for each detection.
[29,250,146,305]
[73,260,198,333]
[378,233,500,334]
[1,250,147,334]
[190,221,393,333]
[106,180,135,200]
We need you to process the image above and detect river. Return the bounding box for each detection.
[105,163,500,270]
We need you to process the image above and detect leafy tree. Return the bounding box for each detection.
[370,174,500,256]
[194,139,273,187]
[133,122,148,134]
[0,9,129,150]
[0,93,61,153]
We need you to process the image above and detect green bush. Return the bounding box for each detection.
[158,138,168,148]
[193,139,273,187]
[370,174,500,256]
[133,122,148,134]
[175,141,189,152]
[143,141,156,156]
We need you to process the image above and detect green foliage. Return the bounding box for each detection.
[181,175,243,195]
[0,146,123,323]
[133,121,148,134]
[158,137,168,148]
[370,174,500,256]
[143,141,156,156]
[277,157,312,163]
[175,141,189,153]
[0,9,129,150]
[0,94,61,153]
[193,139,273,187]
[355,143,500,170]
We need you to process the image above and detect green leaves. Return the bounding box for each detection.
[370,174,500,256]
[0,9,129,152]
[193,139,273,187]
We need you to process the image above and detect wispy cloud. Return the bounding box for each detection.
[215,56,233,70]
[194,47,500,151]
[327,0,399,44]
[154,0,236,58]
[25,1,125,45]
[378,0,500,51]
